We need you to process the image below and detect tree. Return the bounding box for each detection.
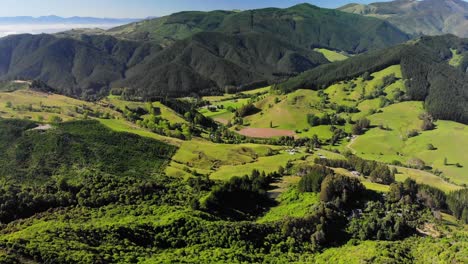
[352,118,370,135]
[307,114,321,127]
[298,165,333,193]
[419,112,435,131]
[369,164,395,185]
[5,101,12,108]
[407,158,425,170]
[362,71,371,81]
[320,174,365,209]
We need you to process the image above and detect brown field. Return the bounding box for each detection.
[214,118,229,125]
[238,128,295,138]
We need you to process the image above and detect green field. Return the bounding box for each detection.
[104,97,188,124]
[324,65,405,107]
[351,102,468,185]
[258,187,319,223]
[244,89,327,136]
[235,65,406,140]
[199,97,251,121]
[314,48,349,62]
[394,166,463,193]
[210,152,307,181]
[199,87,271,122]
[166,139,285,178]
[0,89,116,121]
[98,118,183,146]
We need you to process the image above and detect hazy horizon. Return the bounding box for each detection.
[1,0,466,37]
[0,1,394,19]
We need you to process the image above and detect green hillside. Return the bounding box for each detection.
[109,3,409,53]
[0,119,176,183]
[279,35,468,124]
[0,34,160,100]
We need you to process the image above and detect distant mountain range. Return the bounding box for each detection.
[0,16,140,25]
[339,0,468,37]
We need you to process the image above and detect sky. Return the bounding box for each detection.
[0,0,391,18]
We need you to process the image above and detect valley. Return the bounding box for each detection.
[0,1,467,263]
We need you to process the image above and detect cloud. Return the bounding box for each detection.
[0,23,121,37]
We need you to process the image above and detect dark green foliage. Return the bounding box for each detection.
[279,35,468,124]
[447,189,468,223]
[347,201,425,241]
[280,203,348,249]
[320,174,366,209]
[348,179,446,241]
[0,80,29,92]
[0,119,175,181]
[307,113,346,127]
[315,155,395,185]
[121,32,329,98]
[352,118,370,135]
[369,164,395,185]
[388,179,447,211]
[0,34,160,100]
[307,114,321,126]
[0,172,169,224]
[202,170,275,219]
[297,165,334,193]
[236,103,260,118]
[113,3,409,53]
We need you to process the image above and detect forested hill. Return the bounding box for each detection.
[278,35,468,124]
[339,0,468,38]
[118,32,329,98]
[0,34,162,100]
[107,3,410,54]
[0,4,410,100]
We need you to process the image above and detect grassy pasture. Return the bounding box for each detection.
[210,152,307,181]
[245,89,324,132]
[314,48,349,62]
[104,97,188,124]
[0,89,116,121]
[394,167,463,193]
[351,102,468,185]
[98,118,183,147]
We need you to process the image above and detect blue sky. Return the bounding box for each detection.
[0,0,392,18]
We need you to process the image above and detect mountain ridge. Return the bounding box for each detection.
[0,4,411,99]
[338,0,468,37]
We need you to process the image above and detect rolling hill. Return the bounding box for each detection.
[339,0,468,37]
[279,35,468,124]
